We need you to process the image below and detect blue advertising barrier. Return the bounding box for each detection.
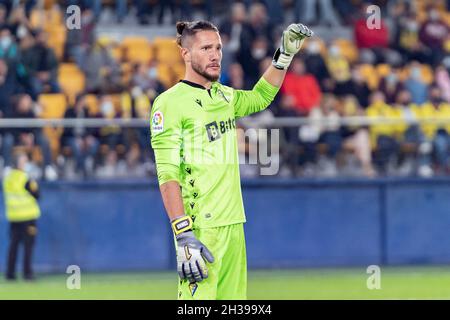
[0,178,449,273]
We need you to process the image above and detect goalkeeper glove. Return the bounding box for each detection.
[272,23,313,70]
[171,215,214,283]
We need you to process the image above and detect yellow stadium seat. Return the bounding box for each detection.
[334,38,359,63]
[421,64,434,84]
[30,9,44,29]
[157,64,174,88]
[38,92,67,157]
[172,63,185,81]
[359,64,379,90]
[58,72,85,105]
[376,64,391,78]
[38,93,67,118]
[122,37,154,64]
[85,94,99,115]
[153,37,182,64]
[59,63,81,75]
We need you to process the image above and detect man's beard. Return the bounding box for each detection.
[191,60,220,82]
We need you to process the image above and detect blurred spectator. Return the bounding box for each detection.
[366,91,400,175]
[225,62,245,89]
[392,89,431,176]
[348,64,371,108]
[131,62,165,96]
[79,38,121,94]
[97,94,123,150]
[220,2,248,56]
[394,10,429,64]
[378,68,404,104]
[247,2,273,41]
[419,7,449,66]
[435,65,450,103]
[339,95,375,177]
[314,95,342,176]
[21,30,60,95]
[304,40,330,90]
[245,36,270,86]
[61,94,99,177]
[281,57,322,115]
[64,8,96,64]
[0,26,24,75]
[354,4,401,66]
[325,44,353,96]
[414,86,450,175]
[295,0,341,27]
[3,94,57,180]
[7,5,32,41]
[404,61,429,105]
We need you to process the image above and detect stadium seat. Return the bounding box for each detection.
[58,71,86,105]
[121,36,154,64]
[85,94,99,115]
[153,37,182,64]
[38,93,67,119]
[359,64,379,90]
[156,63,174,88]
[172,63,185,81]
[38,93,68,156]
[334,38,359,63]
[376,64,391,78]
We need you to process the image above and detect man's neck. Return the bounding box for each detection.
[184,71,212,89]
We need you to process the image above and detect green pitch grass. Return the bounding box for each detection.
[1,266,450,299]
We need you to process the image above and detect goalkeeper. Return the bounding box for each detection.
[150,20,312,300]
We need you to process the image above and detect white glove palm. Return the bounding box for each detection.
[272,23,313,70]
[176,231,214,283]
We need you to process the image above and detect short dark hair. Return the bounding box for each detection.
[176,20,219,47]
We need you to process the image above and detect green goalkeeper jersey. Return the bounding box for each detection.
[150,77,279,229]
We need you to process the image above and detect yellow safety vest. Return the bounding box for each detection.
[3,169,40,222]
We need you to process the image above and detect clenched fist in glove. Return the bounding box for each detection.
[272,23,313,70]
[172,215,214,283]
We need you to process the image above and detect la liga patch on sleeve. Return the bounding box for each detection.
[152,111,164,133]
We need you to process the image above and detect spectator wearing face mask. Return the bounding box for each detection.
[379,69,404,104]
[348,64,371,108]
[404,61,429,105]
[238,36,270,88]
[304,40,330,90]
[98,94,123,151]
[325,44,353,97]
[131,62,165,97]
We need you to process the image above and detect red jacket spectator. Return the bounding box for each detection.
[281,58,322,115]
[354,18,389,49]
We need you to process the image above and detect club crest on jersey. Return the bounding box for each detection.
[152,111,164,133]
[217,89,230,103]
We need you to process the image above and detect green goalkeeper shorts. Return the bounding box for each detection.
[177,223,247,300]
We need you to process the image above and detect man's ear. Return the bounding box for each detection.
[180,47,191,63]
